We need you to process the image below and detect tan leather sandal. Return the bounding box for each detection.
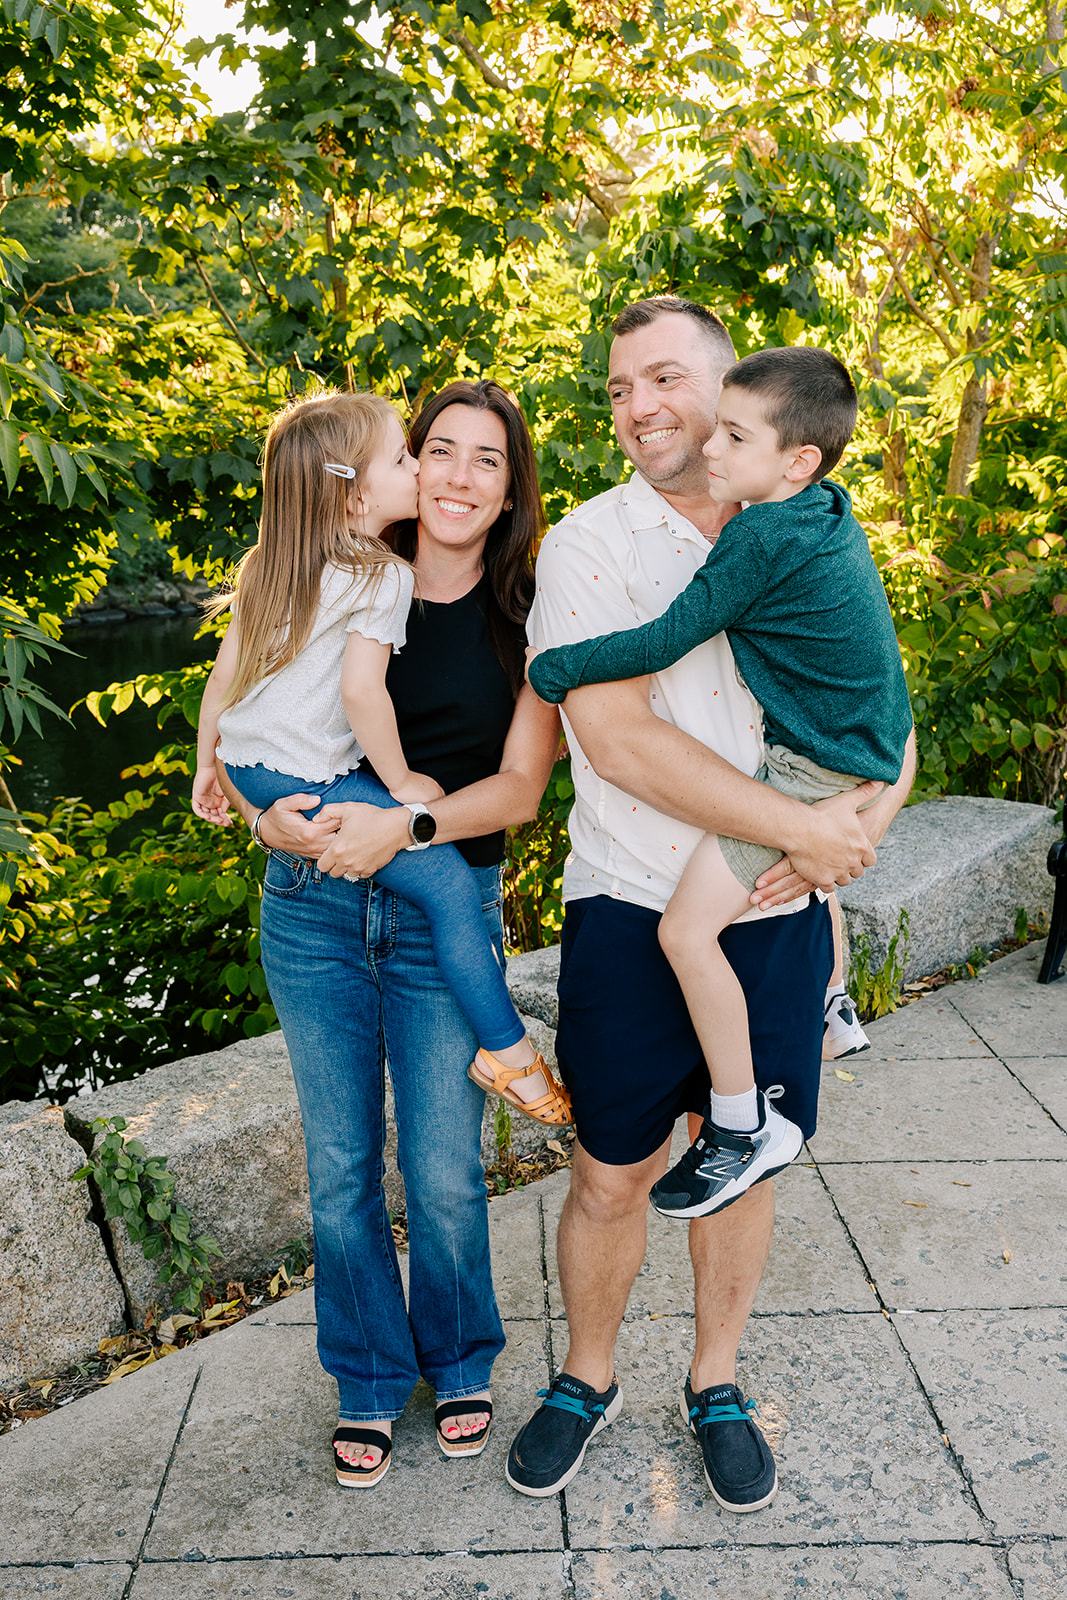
[468,1049,573,1126]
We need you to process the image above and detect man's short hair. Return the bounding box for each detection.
[611,296,736,369]
[722,347,858,479]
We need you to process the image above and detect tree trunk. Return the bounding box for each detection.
[944,231,994,498]
[876,421,907,519]
[944,371,989,497]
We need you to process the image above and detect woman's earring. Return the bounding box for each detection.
[504,500,513,511]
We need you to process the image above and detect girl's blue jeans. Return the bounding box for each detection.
[259,848,508,1422]
[227,762,524,1053]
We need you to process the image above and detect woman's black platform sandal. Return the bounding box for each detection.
[435,1399,494,1458]
[333,1425,392,1487]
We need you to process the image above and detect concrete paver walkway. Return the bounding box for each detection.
[2,939,1065,1599]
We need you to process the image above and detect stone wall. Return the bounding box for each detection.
[837,796,1058,980]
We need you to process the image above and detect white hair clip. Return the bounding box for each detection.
[324,462,356,479]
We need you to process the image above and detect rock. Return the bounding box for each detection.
[838,796,1058,981]
[65,1034,311,1322]
[80,609,128,626]
[175,577,212,602]
[0,1100,124,1386]
[505,945,561,1030]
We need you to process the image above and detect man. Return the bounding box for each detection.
[506,296,915,1511]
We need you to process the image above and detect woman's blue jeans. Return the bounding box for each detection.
[259,848,507,1423]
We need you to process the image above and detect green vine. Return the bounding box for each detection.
[72,1115,221,1314]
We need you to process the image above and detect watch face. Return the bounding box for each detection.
[411,810,436,843]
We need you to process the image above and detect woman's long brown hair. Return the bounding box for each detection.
[208,389,409,707]
[393,380,544,696]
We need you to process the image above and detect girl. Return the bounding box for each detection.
[193,389,570,1128]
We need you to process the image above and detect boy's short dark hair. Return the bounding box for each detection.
[722,347,858,479]
[611,296,736,369]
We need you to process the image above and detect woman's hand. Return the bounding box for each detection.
[524,644,540,684]
[316,802,412,878]
[257,793,340,857]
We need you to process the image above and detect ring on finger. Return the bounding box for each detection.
[343,870,362,882]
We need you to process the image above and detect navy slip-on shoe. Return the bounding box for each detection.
[506,1372,623,1497]
[681,1376,778,1512]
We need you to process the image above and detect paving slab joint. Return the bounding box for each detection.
[120,1365,203,1600]
[537,1193,552,1324]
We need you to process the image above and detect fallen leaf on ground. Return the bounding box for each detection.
[833,1068,856,1082]
[158,1313,198,1343]
[546,1139,566,1154]
[953,1180,972,1187]
[97,1335,127,1356]
[903,1201,927,1207]
[103,1351,157,1384]
[1003,1249,1012,1263]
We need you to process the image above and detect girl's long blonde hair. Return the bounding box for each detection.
[210,388,409,707]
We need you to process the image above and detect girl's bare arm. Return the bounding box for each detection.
[192,625,240,824]
[340,632,443,803]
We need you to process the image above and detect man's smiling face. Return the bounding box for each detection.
[606,313,731,496]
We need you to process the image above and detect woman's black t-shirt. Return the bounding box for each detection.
[384,575,521,867]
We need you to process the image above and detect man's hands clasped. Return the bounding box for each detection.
[750,780,883,910]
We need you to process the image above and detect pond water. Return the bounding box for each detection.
[9,615,217,819]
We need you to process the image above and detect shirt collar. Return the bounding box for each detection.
[617,471,711,546]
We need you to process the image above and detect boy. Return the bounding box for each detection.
[528,346,911,1219]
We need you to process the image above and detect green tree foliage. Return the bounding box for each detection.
[0,775,273,1102]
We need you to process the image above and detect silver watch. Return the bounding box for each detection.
[403,802,437,850]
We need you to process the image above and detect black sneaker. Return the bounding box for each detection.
[681,1376,778,1512]
[649,1092,803,1220]
[505,1372,623,1497]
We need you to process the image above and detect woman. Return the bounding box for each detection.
[224,380,560,1487]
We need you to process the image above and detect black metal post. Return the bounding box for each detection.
[1038,814,1067,984]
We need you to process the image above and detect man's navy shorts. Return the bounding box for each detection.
[555,894,833,1167]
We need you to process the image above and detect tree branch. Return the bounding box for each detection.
[191,258,266,369]
[21,264,113,309]
[232,215,277,306]
[581,180,620,222]
[880,243,960,359]
[448,29,511,92]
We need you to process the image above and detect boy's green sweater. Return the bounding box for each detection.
[529,478,911,783]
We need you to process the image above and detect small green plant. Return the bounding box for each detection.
[488,1097,516,1193]
[72,1116,221,1313]
[280,1235,313,1278]
[849,908,911,1023]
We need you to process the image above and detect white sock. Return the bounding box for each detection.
[825,980,846,1003]
[710,1087,759,1133]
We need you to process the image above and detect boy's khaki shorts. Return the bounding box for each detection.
[718,744,869,893]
